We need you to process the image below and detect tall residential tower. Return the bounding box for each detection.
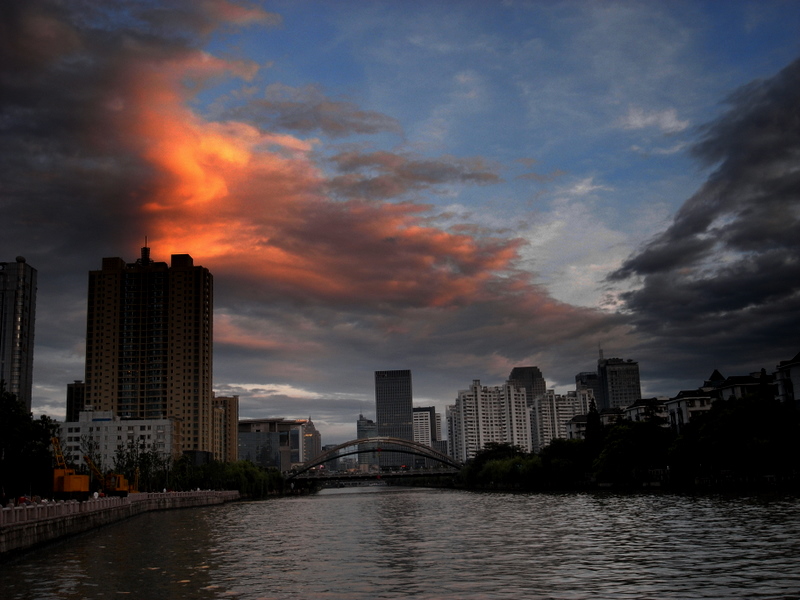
[84,248,213,456]
[0,257,37,410]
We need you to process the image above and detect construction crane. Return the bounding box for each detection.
[83,455,133,497]
[51,437,89,499]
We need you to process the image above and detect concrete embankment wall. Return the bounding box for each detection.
[0,490,240,559]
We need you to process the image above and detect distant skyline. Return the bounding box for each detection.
[3,1,799,444]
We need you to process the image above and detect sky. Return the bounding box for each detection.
[3,0,800,444]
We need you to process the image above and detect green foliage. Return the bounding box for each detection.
[0,386,59,500]
[113,441,172,492]
[168,457,284,498]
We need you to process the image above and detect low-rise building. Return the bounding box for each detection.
[775,351,799,406]
[59,410,178,471]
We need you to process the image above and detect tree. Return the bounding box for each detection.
[0,385,59,501]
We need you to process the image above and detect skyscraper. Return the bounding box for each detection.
[84,247,213,456]
[597,353,642,410]
[0,257,37,410]
[375,369,413,467]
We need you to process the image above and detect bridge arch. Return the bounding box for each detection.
[288,437,462,478]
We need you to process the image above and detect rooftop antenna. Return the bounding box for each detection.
[141,236,150,264]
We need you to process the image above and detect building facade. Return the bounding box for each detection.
[66,380,87,423]
[212,394,239,463]
[448,379,532,462]
[508,366,547,405]
[775,351,800,407]
[597,355,642,410]
[356,413,378,470]
[238,418,293,471]
[375,369,413,467]
[0,257,37,410]
[530,388,592,453]
[84,248,214,456]
[59,410,177,471]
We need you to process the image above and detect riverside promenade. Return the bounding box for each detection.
[0,490,240,559]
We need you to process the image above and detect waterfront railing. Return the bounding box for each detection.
[0,491,240,528]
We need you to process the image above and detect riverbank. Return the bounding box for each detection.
[0,490,239,560]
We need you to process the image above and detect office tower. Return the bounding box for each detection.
[65,380,86,422]
[508,366,547,404]
[575,371,602,408]
[597,353,642,410]
[530,388,592,453]
[84,247,213,456]
[356,413,378,469]
[0,257,37,410]
[212,394,239,463]
[375,369,413,467]
[448,379,532,462]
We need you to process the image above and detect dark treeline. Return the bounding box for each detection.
[457,395,800,492]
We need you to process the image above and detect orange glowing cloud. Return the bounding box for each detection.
[98,15,524,311]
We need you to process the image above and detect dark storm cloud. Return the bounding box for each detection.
[223,83,402,137]
[609,58,800,378]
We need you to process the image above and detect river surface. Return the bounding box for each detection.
[2,486,800,599]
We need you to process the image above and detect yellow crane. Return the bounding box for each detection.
[83,455,134,497]
[51,437,89,499]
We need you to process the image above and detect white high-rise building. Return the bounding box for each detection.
[413,406,436,447]
[530,388,593,452]
[448,380,532,462]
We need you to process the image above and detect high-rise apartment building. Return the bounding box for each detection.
[597,353,642,410]
[84,248,213,456]
[530,388,593,453]
[508,366,547,404]
[0,257,37,410]
[448,379,532,462]
[413,406,436,447]
[375,369,413,467]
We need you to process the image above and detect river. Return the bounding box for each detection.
[2,486,799,599]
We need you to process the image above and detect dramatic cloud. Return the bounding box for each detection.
[2,0,632,439]
[4,0,799,443]
[610,58,800,375]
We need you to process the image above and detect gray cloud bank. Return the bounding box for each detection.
[611,58,800,382]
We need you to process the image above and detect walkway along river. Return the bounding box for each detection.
[0,490,240,559]
[1,486,800,599]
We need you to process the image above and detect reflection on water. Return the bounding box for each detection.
[2,488,800,599]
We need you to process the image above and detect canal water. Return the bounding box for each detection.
[2,487,800,599]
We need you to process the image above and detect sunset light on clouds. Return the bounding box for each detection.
[3,0,800,442]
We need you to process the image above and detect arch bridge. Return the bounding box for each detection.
[287,437,462,479]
